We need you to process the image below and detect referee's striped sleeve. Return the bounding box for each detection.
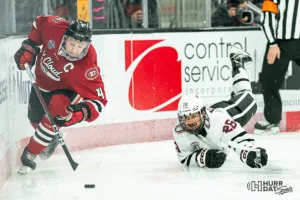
[261,12,278,45]
[261,0,279,45]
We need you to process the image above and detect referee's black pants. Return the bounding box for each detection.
[259,39,300,124]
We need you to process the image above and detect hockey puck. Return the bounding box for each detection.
[84,184,95,188]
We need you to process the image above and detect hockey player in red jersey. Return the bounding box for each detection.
[14,15,107,174]
[173,46,268,169]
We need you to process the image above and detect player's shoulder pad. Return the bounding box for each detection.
[212,108,230,120]
[206,107,215,113]
[35,15,68,24]
[87,44,97,58]
[205,107,226,116]
[204,107,232,129]
[34,15,69,30]
[82,45,98,68]
[80,46,101,82]
[48,16,69,25]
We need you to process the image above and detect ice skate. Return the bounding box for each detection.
[229,45,253,95]
[254,120,280,135]
[229,45,253,74]
[39,136,60,160]
[18,147,37,175]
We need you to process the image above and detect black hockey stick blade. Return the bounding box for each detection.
[62,144,79,170]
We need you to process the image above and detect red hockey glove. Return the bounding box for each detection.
[54,103,91,127]
[14,39,40,70]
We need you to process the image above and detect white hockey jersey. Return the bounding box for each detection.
[173,107,255,167]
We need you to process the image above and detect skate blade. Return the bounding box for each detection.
[229,45,250,56]
[254,128,279,135]
[39,153,50,161]
[18,165,32,175]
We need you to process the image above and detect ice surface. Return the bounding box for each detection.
[0,133,300,200]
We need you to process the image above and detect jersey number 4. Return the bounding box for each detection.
[96,88,105,99]
[223,119,237,133]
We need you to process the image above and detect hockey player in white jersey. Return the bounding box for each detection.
[173,46,268,169]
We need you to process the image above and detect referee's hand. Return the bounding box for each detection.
[267,45,281,65]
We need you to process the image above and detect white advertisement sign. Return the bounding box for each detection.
[89,31,268,125]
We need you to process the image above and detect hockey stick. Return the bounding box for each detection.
[24,63,79,171]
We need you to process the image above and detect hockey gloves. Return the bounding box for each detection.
[198,149,227,168]
[240,147,268,168]
[54,103,91,127]
[14,39,40,70]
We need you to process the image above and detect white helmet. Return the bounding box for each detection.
[177,94,206,133]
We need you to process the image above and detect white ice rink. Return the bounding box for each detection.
[0,133,300,200]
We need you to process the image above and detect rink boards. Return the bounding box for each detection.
[1,29,300,190]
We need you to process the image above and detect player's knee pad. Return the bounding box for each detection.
[245,91,257,119]
[232,91,257,126]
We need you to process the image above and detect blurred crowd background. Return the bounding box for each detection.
[0,0,264,36]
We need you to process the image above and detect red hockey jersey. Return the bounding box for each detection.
[28,15,107,122]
